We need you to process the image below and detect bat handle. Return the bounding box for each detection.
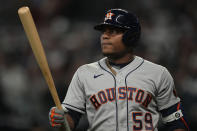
[45,75,71,131]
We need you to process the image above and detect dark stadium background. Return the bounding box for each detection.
[0,0,196,130]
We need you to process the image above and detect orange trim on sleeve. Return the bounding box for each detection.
[177,102,190,131]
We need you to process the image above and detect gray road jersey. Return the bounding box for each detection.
[62,56,180,131]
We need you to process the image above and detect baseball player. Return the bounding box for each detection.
[49,9,189,131]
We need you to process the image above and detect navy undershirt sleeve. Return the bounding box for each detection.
[67,108,83,128]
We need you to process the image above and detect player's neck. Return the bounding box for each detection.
[107,53,134,64]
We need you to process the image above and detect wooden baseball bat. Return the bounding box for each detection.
[18,6,70,131]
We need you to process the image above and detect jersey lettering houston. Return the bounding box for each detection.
[62,56,180,131]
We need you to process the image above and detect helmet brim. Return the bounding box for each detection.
[94,23,129,31]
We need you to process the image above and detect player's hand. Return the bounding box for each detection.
[49,107,65,128]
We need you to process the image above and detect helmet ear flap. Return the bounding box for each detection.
[122,28,141,48]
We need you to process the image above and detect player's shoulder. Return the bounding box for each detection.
[143,58,164,69]
[76,59,102,73]
[140,56,167,74]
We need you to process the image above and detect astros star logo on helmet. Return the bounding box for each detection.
[104,12,114,21]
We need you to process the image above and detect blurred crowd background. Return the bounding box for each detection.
[0,0,197,131]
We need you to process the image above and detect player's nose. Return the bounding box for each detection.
[101,31,110,40]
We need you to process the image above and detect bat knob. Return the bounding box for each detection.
[18,6,30,15]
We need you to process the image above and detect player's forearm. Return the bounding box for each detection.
[65,114,75,130]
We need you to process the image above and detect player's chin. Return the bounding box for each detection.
[102,49,114,56]
[101,44,113,49]
[101,46,112,52]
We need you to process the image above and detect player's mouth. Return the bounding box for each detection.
[101,42,112,46]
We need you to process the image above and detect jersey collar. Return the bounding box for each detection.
[98,56,144,75]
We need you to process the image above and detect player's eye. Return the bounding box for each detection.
[100,28,113,34]
[102,27,125,35]
[113,28,126,34]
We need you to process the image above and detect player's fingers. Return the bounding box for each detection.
[50,107,64,115]
[49,107,55,117]
[50,112,64,120]
[52,119,65,124]
[51,122,62,128]
[50,108,64,119]
[50,118,64,126]
[53,114,64,119]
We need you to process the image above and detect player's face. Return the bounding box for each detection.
[100,26,127,59]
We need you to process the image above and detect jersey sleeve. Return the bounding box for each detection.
[62,67,86,114]
[156,67,180,111]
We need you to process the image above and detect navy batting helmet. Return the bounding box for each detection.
[94,9,141,47]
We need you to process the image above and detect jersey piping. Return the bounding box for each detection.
[125,59,144,131]
[98,61,118,131]
[62,103,86,114]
